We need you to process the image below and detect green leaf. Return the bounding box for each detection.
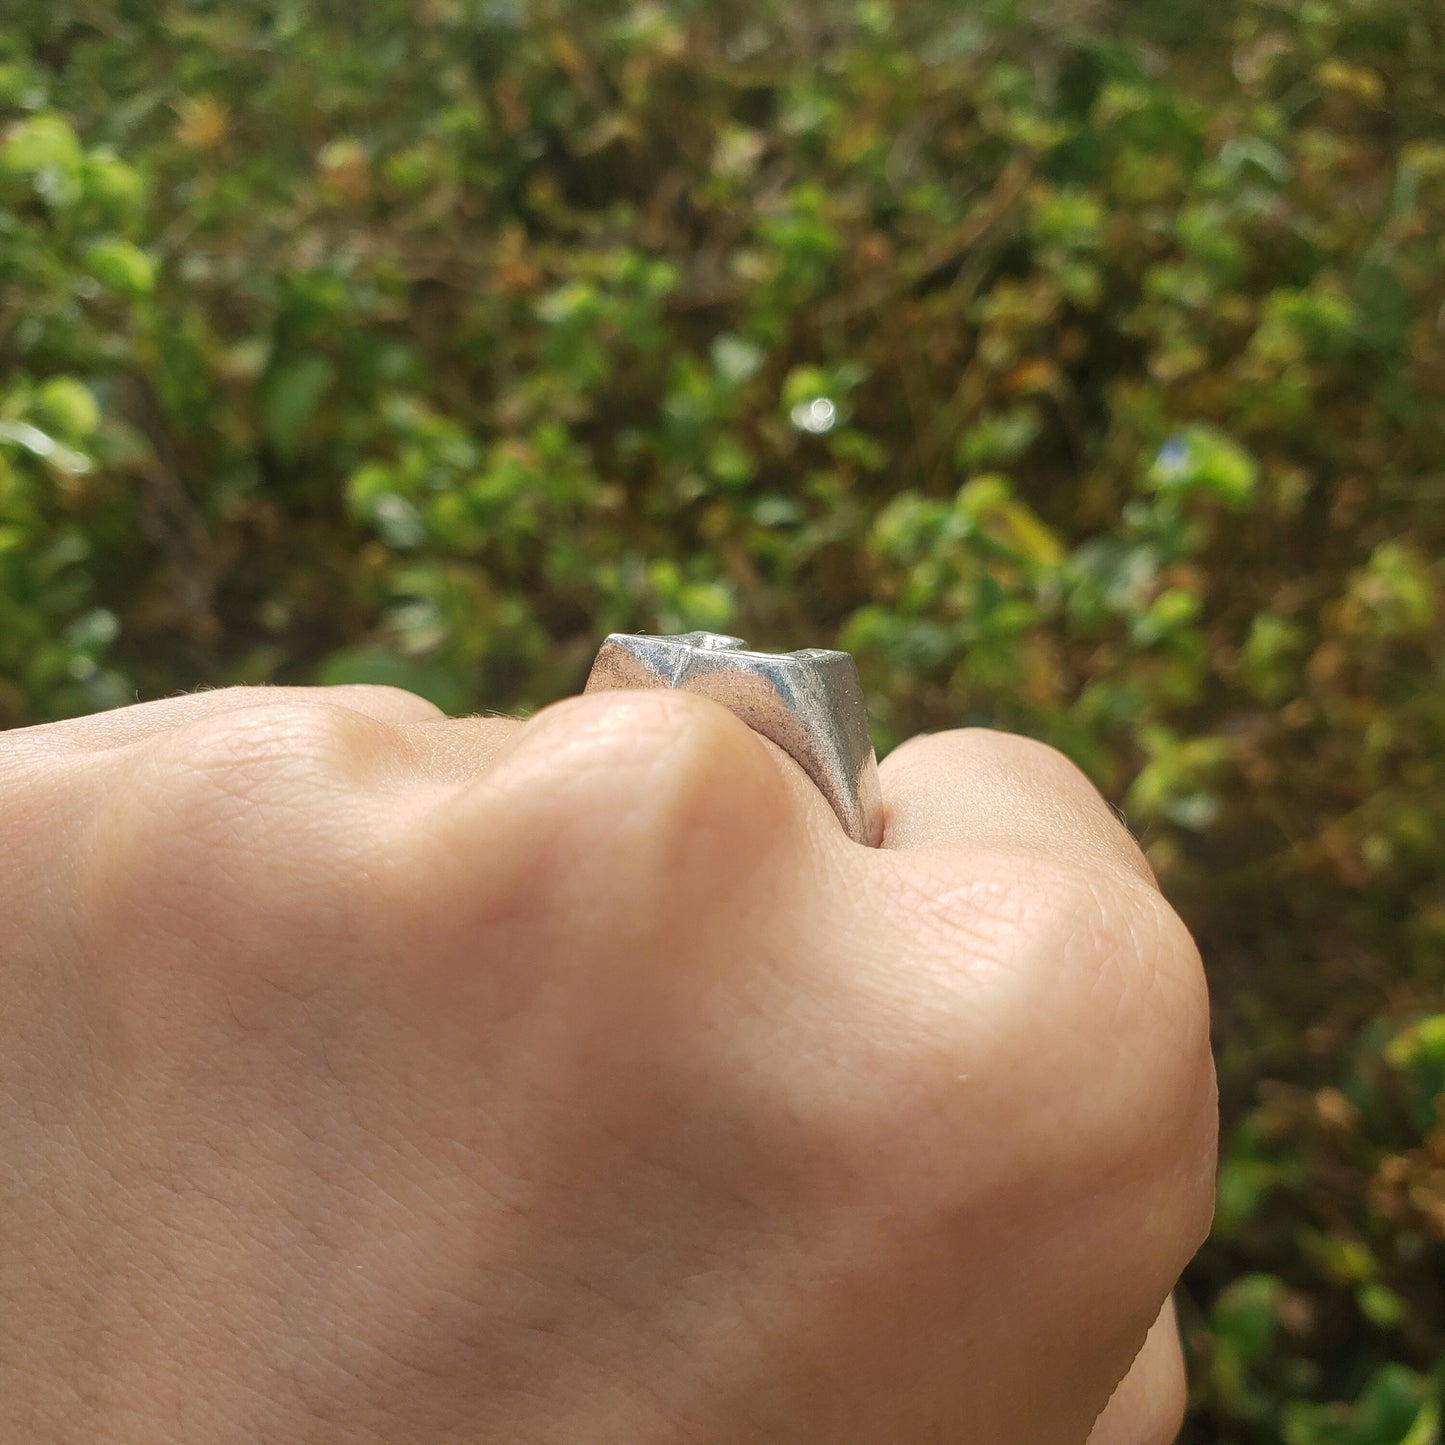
[0,113,83,177]
[85,239,155,298]
[1211,1273,1284,1366]
[33,378,101,441]
[256,354,336,460]
[1028,188,1106,250]
[1352,1366,1439,1445]
[81,151,147,216]
[1356,1283,1406,1331]
[1385,1014,1445,1070]
[1146,426,1259,510]
[1214,1156,1281,1237]
[1348,542,1435,639]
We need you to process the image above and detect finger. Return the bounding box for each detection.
[1087,1298,1188,1445]
[878,728,1155,884]
[475,685,845,845]
[864,730,1216,1331]
[10,684,446,754]
[394,688,837,962]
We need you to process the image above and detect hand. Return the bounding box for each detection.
[0,684,1215,1443]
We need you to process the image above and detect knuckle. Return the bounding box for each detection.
[1047,865,1217,1196]
[1014,866,1219,1272]
[313,682,443,723]
[1101,875,1213,1090]
[883,848,1104,987]
[992,856,1210,1094]
[874,851,1214,1194]
[81,702,391,943]
[387,689,788,968]
[139,700,388,820]
[850,855,1216,1298]
[495,688,779,873]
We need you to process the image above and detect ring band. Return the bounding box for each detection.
[584,632,883,847]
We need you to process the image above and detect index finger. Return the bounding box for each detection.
[878,729,1156,886]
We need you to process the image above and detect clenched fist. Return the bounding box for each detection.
[0,684,1215,1443]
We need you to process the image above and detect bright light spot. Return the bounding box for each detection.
[790,396,837,434]
[0,420,92,474]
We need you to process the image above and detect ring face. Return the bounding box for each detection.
[585,632,883,847]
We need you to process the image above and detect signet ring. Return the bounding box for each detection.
[584,632,884,847]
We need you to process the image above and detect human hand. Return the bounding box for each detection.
[0,683,1214,1442]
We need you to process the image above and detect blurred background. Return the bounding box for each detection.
[2,0,1442,1437]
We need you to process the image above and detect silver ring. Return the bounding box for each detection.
[584,631,883,847]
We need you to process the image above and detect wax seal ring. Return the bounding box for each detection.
[584,631,883,847]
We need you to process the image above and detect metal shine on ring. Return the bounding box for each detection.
[584,632,884,847]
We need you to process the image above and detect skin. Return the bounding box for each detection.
[0,683,1217,1443]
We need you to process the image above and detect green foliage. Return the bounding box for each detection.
[2,2,1442,1436]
